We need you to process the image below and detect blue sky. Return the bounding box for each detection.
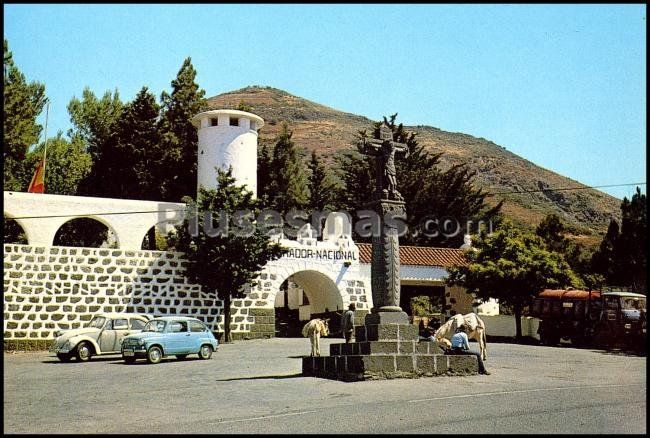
[4,4,646,200]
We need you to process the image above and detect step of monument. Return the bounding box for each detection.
[330,340,443,356]
[302,353,478,381]
[354,323,418,342]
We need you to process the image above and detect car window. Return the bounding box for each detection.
[86,316,106,329]
[170,321,188,333]
[190,321,206,332]
[113,318,128,330]
[144,320,166,333]
[130,318,146,330]
[105,320,113,330]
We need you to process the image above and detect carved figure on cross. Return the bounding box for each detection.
[356,122,409,201]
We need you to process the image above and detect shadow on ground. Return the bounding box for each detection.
[214,373,304,381]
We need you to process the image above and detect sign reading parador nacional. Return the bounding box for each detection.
[285,248,357,261]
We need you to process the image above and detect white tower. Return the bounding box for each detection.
[191,109,265,197]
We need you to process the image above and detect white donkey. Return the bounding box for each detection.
[433,313,487,361]
[302,318,329,357]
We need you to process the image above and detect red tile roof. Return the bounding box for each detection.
[357,243,468,268]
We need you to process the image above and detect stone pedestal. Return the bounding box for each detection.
[302,311,479,381]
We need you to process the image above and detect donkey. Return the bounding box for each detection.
[302,318,330,357]
[433,313,487,361]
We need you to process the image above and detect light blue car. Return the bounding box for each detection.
[121,316,219,364]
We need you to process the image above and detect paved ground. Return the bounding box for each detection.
[3,338,646,434]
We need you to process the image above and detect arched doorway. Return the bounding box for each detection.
[274,270,344,338]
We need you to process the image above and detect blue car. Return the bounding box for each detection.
[121,316,219,364]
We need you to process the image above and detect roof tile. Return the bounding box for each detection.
[357,243,468,268]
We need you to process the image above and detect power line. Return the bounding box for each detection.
[484,182,645,197]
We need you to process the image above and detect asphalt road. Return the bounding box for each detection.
[3,338,646,434]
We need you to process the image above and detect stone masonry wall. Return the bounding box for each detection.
[3,244,273,343]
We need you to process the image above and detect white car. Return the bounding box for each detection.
[49,313,152,362]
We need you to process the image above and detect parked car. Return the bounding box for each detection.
[121,316,219,364]
[49,312,152,362]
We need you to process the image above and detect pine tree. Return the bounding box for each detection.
[169,168,286,342]
[333,149,374,214]
[268,122,309,215]
[307,150,339,213]
[3,39,47,191]
[613,187,646,292]
[592,188,647,293]
[111,87,162,200]
[159,57,207,202]
[536,214,569,253]
[336,113,501,246]
[257,143,273,205]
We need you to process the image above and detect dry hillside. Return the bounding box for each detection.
[207,86,621,246]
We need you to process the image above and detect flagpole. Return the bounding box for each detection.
[43,100,50,174]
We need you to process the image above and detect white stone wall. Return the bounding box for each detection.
[3,244,234,340]
[4,243,371,341]
[479,315,540,339]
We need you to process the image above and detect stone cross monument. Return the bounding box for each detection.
[301,121,481,379]
[357,122,409,316]
[302,121,480,380]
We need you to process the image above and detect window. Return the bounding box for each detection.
[229,117,239,126]
[170,321,188,333]
[130,318,146,330]
[190,321,206,332]
[210,118,218,126]
[113,319,128,330]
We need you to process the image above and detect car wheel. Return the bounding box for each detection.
[76,342,93,362]
[176,354,188,360]
[57,353,72,362]
[198,345,213,360]
[146,346,163,364]
[124,357,136,364]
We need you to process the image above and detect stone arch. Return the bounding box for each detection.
[3,214,28,244]
[268,264,350,315]
[53,216,119,248]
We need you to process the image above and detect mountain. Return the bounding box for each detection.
[207,86,621,246]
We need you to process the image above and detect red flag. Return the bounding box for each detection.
[27,159,45,193]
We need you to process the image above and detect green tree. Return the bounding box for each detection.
[447,219,582,339]
[267,122,310,216]
[536,213,596,288]
[591,219,621,285]
[169,168,286,342]
[332,149,374,215]
[535,213,569,254]
[158,57,207,202]
[24,132,92,196]
[67,87,123,196]
[336,114,501,246]
[591,188,647,293]
[257,143,273,205]
[110,87,163,200]
[307,150,340,212]
[613,187,646,293]
[3,39,47,191]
